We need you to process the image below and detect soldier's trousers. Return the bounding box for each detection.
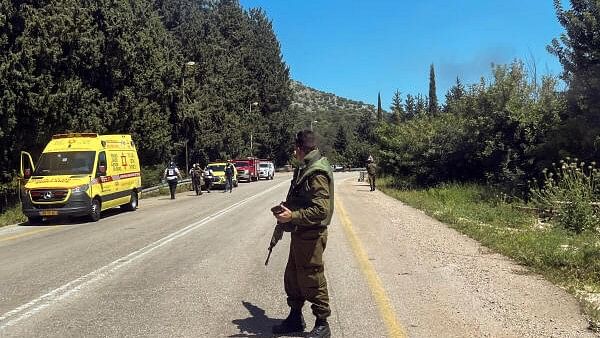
[369,174,376,191]
[284,228,330,319]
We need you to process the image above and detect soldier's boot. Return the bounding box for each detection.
[272,308,305,334]
[305,319,331,338]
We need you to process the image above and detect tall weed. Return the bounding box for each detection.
[530,159,600,233]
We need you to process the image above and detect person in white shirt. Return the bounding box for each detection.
[163,161,182,199]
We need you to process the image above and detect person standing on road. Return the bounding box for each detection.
[189,163,204,196]
[204,165,214,193]
[366,155,377,192]
[224,160,234,193]
[163,161,182,200]
[271,130,334,338]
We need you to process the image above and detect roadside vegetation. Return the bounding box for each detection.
[0,0,294,184]
[0,204,26,227]
[380,178,600,291]
[374,1,600,326]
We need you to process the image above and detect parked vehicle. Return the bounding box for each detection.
[233,157,259,182]
[19,133,142,223]
[331,164,344,172]
[206,162,238,188]
[258,160,275,180]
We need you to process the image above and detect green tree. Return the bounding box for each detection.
[333,125,348,154]
[547,0,600,162]
[377,92,383,121]
[390,90,405,124]
[404,94,416,119]
[415,94,428,116]
[444,77,465,113]
[549,0,600,120]
[428,63,438,114]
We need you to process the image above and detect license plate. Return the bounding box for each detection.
[40,210,58,216]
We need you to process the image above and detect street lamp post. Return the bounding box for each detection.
[181,61,197,175]
[181,61,196,104]
[249,102,258,156]
[310,120,318,131]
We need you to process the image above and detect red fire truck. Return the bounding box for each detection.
[233,157,259,182]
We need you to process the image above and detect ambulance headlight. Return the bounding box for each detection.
[72,184,89,193]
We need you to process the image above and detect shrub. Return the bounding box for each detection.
[141,165,165,188]
[530,159,600,233]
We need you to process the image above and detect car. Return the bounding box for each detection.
[331,164,344,172]
[233,157,259,182]
[206,162,238,188]
[258,160,275,180]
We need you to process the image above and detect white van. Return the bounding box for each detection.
[258,160,275,180]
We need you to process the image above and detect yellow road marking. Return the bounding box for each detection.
[0,227,58,243]
[336,198,408,338]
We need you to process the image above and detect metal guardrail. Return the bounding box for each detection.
[141,168,367,194]
[141,178,192,194]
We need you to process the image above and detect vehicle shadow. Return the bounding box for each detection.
[18,208,127,226]
[229,301,304,338]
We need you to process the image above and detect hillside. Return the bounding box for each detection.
[289,80,376,156]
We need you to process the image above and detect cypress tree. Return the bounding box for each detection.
[377,92,383,121]
[428,63,438,114]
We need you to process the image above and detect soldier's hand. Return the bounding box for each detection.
[275,205,292,224]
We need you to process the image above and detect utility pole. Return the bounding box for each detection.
[249,102,258,156]
[180,61,196,175]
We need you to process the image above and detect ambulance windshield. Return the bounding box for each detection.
[34,151,96,176]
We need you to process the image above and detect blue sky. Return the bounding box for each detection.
[239,0,566,109]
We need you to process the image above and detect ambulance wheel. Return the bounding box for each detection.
[121,191,138,211]
[28,216,42,225]
[89,198,101,222]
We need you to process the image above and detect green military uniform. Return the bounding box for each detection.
[191,166,204,195]
[367,162,377,191]
[283,149,334,320]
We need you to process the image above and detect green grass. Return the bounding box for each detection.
[379,177,600,327]
[0,204,26,227]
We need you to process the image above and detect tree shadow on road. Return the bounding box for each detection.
[229,301,305,338]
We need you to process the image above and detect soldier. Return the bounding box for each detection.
[272,130,334,338]
[224,160,234,193]
[366,155,377,191]
[189,163,203,196]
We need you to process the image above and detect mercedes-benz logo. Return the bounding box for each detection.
[43,191,53,200]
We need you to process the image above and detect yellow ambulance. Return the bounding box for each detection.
[20,133,142,223]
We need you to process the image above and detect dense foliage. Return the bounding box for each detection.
[377,61,564,192]
[0,0,292,183]
[375,0,600,235]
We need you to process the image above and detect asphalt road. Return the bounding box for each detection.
[0,172,595,337]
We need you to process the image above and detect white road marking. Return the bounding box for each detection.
[0,181,288,330]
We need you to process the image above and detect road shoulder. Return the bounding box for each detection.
[336,177,595,337]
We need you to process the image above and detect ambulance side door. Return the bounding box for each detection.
[96,151,112,205]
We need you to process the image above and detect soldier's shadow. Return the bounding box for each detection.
[229,301,305,338]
